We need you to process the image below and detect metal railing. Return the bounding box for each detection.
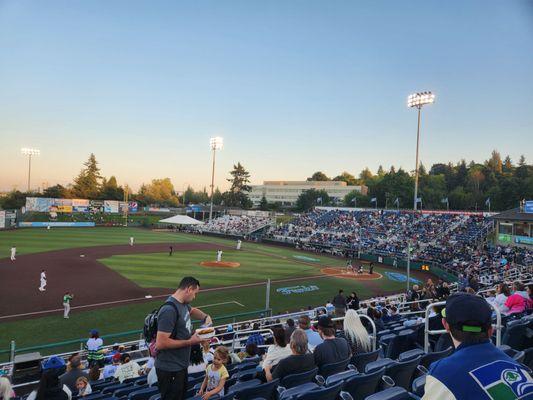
[423,300,502,352]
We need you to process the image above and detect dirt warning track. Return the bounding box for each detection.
[0,242,225,320]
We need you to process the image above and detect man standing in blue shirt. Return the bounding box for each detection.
[423,293,532,399]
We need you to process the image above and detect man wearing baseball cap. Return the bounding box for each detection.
[423,293,533,399]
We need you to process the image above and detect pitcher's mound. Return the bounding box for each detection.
[200,261,240,268]
[321,267,382,280]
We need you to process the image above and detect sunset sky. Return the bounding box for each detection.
[1,1,532,192]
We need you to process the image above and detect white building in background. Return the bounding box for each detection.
[250,181,368,207]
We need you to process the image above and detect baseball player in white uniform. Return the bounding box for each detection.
[236,240,242,250]
[10,246,16,261]
[39,270,47,291]
[216,250,223,262]
[129,236,134,246]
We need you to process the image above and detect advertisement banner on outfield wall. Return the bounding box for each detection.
[119,202,128,213]
[498,234,512,243]
[72,199,90,213]
[515,235,533,245]
[53,198,72,207]
[89,200,104,213]
[56,205,73,213]
[25,197,54,212]
[18,222,95,228]
[128,202,138,212]
[0,211,5,229]
[104,200,119,213]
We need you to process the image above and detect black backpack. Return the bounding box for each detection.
[144,301,179,346]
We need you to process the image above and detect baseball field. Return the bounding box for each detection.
[0,227,433,359]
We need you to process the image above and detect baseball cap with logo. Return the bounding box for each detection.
[442,293,492,332]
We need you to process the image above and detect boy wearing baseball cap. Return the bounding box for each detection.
[423,293,532,399]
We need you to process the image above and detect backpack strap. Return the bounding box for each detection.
[161,300,180,339]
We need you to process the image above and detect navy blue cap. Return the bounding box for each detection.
[43,356,66,370]
[317,315,334,329]
[443,293,492,332]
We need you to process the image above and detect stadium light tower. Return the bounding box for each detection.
[407,91,435,211]
[21,147,40,192]
[209,137,223,221]
[405,91,434,293]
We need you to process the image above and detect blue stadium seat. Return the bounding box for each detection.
[365,358,395,374]
[364,386,420,400]
[102,383,130,394]
[115,384,147,398]
[128,386,159,400]
[278,382,320,400]
[385,330,416,360]
[227,379,261,394]
[279,367,318,389]
[317,358,350,378]
[232,368,257,382]
[398,349,425,362]
[419,346,453,369]
[148,394,160,400]
[503,321,529,350]
[411,375,426,397]
[323,370,358,387]
[341,367,386,400]
[83,394,106,400]
[293,381,343,400]
[233,379,279,400]
[349,348,380,372]
[384,355,422,390]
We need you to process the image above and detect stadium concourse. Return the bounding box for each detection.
[1,209,532,400]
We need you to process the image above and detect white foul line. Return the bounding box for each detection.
[0,300,244,320]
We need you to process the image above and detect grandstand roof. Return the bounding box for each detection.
[491,207,533,222]
[159,215,204,225]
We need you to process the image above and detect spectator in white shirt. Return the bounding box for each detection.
[493,283,510,313]
[114,353,141,383]
[263,327,292,369]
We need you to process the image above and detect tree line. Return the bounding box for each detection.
[299,151,532,212]
[1,150,531,212]
[0,154,253,210]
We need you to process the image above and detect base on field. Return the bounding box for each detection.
[200,261,241,268]
[321,267,382,280]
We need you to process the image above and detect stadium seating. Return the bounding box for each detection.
[339,367,386,400]
[364,386,421,400]
[349,348,381,372]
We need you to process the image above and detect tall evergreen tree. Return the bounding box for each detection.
[72,154,102,199]
[225,162,252,208]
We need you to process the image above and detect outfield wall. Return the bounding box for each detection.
[18,222,96,228]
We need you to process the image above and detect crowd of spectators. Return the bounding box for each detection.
[268,209,492,264]
[200,215,272,235]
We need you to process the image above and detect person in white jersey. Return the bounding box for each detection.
[216,250,223,262]
[129,237,134,246]
[10,246,16,261]
[39,269,47,292]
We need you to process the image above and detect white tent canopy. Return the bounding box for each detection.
[159,215,204,225]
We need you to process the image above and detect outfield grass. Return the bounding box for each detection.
[100,250,326,288]
[0,228,203,256]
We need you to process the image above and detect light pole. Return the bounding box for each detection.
[408,91,435,211]
[21,148,40,192]
[209,137,223,221]
[406,91,434,293]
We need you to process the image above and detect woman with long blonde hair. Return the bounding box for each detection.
[342,309,372,355]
